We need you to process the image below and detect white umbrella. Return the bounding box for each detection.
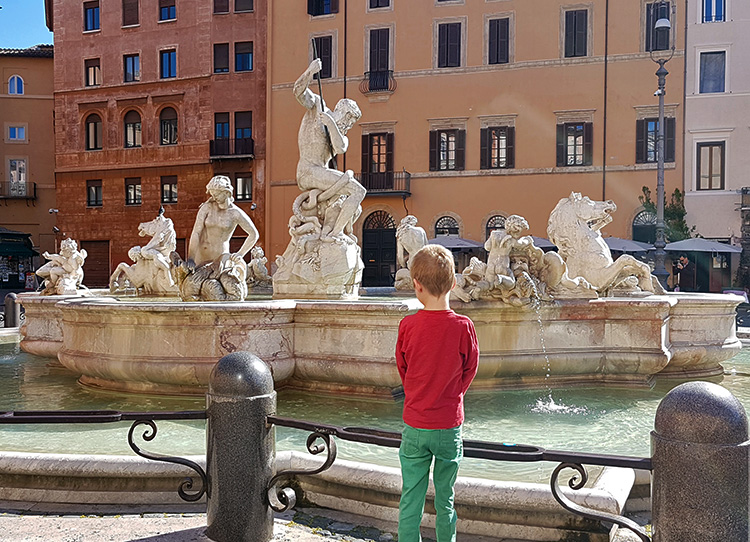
[664,238,741,253]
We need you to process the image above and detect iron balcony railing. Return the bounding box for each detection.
[0,182,36,200]
[210,137,255,159]
[356,169,411,196]
[359,70,397,94]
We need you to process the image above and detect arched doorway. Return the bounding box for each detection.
[632,210,657,244]
[362,210,397,287]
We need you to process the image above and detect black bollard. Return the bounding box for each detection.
[651,381,749,541]
[205,352,276,542]
[4,293,20,328]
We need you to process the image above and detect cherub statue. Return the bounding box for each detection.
[36,238,87,295]
[247,246,272,288]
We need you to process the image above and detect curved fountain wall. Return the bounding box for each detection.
[18,291,743,396]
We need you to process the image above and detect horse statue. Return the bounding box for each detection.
[547,192,665,295]
[109,210,178,295]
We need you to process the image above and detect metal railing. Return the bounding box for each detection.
[359,70,397,94]
[0,182,36,200]
[356,169,411,195]
[209,137,255,159]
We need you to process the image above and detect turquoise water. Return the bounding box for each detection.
[2,342,749,482]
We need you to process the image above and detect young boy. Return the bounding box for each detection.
[395,244,480,542]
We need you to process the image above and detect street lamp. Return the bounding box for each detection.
[650,0,675,289]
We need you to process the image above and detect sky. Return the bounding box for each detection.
[0,1,54,49]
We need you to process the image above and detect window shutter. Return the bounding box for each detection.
[307,0,315,15]
[386,132,394,173]
[556,124,565,166]
[429,131,437,171]
[456,130,466,170]
[448,23,461,67]
[665,117,676,163]
[480,128,489,169]
[583,122,594,166]
[635,119,645,163]
[214,44,229,72]
[438,24,448,67]
[498,18,509,64]
[488,20,498,65]
[645,4,654,52]
[214,0,229,13]
[506,126,516,168]
[361,134,370,183]
[576,11,588,57]
[564,11,576,57]
[330,0,339,13]
[122,0,139,26]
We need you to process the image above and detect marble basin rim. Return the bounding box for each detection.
[17,290,743,397]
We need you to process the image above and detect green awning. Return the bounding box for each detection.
[0,242,38,256]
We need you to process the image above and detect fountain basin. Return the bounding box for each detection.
[17,292,742,396]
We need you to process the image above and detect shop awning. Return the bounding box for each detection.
[0,242,38,256]
[665,238,742,253]
[428,236,484,250]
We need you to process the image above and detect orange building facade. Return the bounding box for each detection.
[45,0,266,286]
[267,0,685,286]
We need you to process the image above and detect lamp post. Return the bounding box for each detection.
[650,1,675,289]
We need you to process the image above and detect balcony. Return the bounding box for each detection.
[0,182,36,200]
[359,70,397,95]
[356,170,410,197]
[210,138,255,160]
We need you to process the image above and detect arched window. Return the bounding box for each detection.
[435,216,459,236]
[124,110,142,148]
[8,75,24,95]
[485,215,506,240]
[160,107,178,145]
[363,210,396,230]
[632,210,657,244]
[85,113,103,150]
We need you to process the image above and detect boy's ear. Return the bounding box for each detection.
[412,278,422,292]
[451,275,457,290]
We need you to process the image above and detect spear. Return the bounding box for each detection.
[311,39,338,170]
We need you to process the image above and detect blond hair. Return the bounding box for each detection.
[410,244,455,296]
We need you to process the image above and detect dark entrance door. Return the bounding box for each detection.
[362,211,396,287]
[80,240,110,288]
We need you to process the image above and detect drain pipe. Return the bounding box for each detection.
[342,0,348,172]
[601,0,609,201]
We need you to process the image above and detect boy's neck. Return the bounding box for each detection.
[421,296,451,311]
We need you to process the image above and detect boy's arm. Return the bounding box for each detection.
[395,321,407,384]
[461,323,479,394]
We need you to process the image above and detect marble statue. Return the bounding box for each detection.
[36,238,87,295]
[547,192,665,296]
[246,246,272,289]
[394,215,428,291]
[452,215,594,305]
[170,252,247,302]
[109,209,178,295]
[273,59,365,298]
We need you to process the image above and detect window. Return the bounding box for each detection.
[160,107,178,145]
[84,1,100,31]
[486,215,506,240]
[313,36,333,79]
[85,114,103,150]
[438,22,462,68]
[370,0,389,8]
[235,42,253,72]
[636,118,675,163]
[361,132,394,188]
[160,49,176,79]
[215,112,230,139]
[488,18,510,65]
[85,59,101,86]
[645,2,670,52]
[235,0,253,12]
[696,142,725,190]
[125,178,141,205]
[699,51,726,93]
[435,216,459,236]
[8,75,23,95]
[214,43,229,73]
[124,54,140,82]
[8,126,26,141]
[235,111,252,140]
[161,176,178,203]
[87,180,103,207]
[556,122,593,166]
[9,159,27,184]
[429,129,465,171]
[368,28,390,90]
[214,0,229,13]
[480,126,515,169]
[122,0,139,26]
[703,0,725,22]
[235,174,252,201]
[632,210,657,244]
[564,9,588,58]
[124,110,142,148]
[159,0,176,20]
[308,0,339,16]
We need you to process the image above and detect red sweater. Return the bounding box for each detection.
[395,309,479,429]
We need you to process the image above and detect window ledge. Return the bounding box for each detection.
[82,29,101,34]
[121,24,141,29]
[158,19,177,24]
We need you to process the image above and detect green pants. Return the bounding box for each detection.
[398,424,463,542]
